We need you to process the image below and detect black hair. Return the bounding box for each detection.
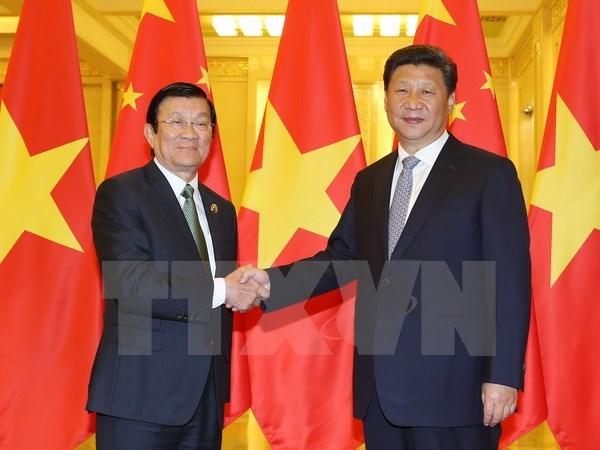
[146,82,216,133]
[383,45,457,95]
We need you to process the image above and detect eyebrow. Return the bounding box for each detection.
[166,111,210,118]
[395,79,436,85]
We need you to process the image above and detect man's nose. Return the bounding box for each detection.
[181,122,199,137]
[404,93,422,110]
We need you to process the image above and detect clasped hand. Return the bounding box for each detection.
[224,265,270,312]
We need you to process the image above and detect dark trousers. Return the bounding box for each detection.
[363,387,501,450]
[96,368,221,450]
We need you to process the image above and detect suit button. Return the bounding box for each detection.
[204,338,214,346]
[383,278,390,285]
[176,313,182,319]
[182,314,188,320]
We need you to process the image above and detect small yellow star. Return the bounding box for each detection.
[140,0,174,22]
[418,0,456,28]
[530,94,600,285]
[0,102,87,263]
[449,101,467,126]
[480,71,496,99]
[121,82,144,111]
[197,66,211,94]
[242,100,360,267]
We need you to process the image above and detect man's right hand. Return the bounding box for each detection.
[224,265,269,312]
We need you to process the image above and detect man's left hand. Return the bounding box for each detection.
[481,382,517,427]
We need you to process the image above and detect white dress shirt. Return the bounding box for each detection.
[389,131,449,219]
[154,158,226,308]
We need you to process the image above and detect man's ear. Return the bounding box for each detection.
[143,123,155,148]
[447,92,456,114]
[384,91,388,113]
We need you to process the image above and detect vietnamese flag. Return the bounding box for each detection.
[414,0,507,156]
[502,0,600,448]
[235,0,366,447]
[105,0,230,199]
[0,0,102,448]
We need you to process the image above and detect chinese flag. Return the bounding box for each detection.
[105,0,230,199]
[414,0,507,156]
[503,0,600,448]
[0,0,102,448]
[235,0,365,447]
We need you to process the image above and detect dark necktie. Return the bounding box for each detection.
[181,184,211,273]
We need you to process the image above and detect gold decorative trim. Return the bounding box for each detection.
[354,90,372,142]
[550,0,568,31]
[0,59,102,79]
[0,59,8,78]
[80,61,102,77]
[208,58,249,78]
[489,59,508,79]
[481,16,507,23]
[352,83,374,157]
[514,35,533,77]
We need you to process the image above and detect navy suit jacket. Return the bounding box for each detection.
[267,133,531,427]
[86,161,236,427]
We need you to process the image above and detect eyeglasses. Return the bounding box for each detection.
[157,120,214,133]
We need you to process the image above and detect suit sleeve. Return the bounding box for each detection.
[92,176,216,323]
[480,158,531,389]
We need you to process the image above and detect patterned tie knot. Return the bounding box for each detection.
[402,155,420,171]
[181,184,194,199]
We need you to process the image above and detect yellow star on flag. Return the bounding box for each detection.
[480,71,496,99]
[242,100,360,267]
[449,101,466,126]
[418,0,456,28]
[121,82,144,111]
[0,102,88,263]
[197,66,211,94]
[140,0,174,22]
[530,94,600,285]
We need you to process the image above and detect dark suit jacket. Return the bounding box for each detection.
[86,161,236,427]
[267,133,531,427]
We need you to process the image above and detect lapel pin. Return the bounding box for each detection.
[210,203,218,214]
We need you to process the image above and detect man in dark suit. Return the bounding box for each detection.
[87,82,263,449]
[237,45,531,449]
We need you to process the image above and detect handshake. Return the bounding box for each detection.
[223,265,271,312]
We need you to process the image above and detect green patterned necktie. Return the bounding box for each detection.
[181,184,211,273]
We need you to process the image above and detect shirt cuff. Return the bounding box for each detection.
[212,277,226,308]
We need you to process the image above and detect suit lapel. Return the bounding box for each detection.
[198,183,224,262]
[142,162,201,261]
[390,134,466,259]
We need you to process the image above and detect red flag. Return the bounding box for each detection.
[235,0,366,447]
[500,305,547,447]
[0,0,102,448]
[503,0,600,447]
[414,0,507,156]
[105,0,230,199]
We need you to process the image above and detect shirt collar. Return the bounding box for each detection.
[397,131,449,168]
[153,158,199,198]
